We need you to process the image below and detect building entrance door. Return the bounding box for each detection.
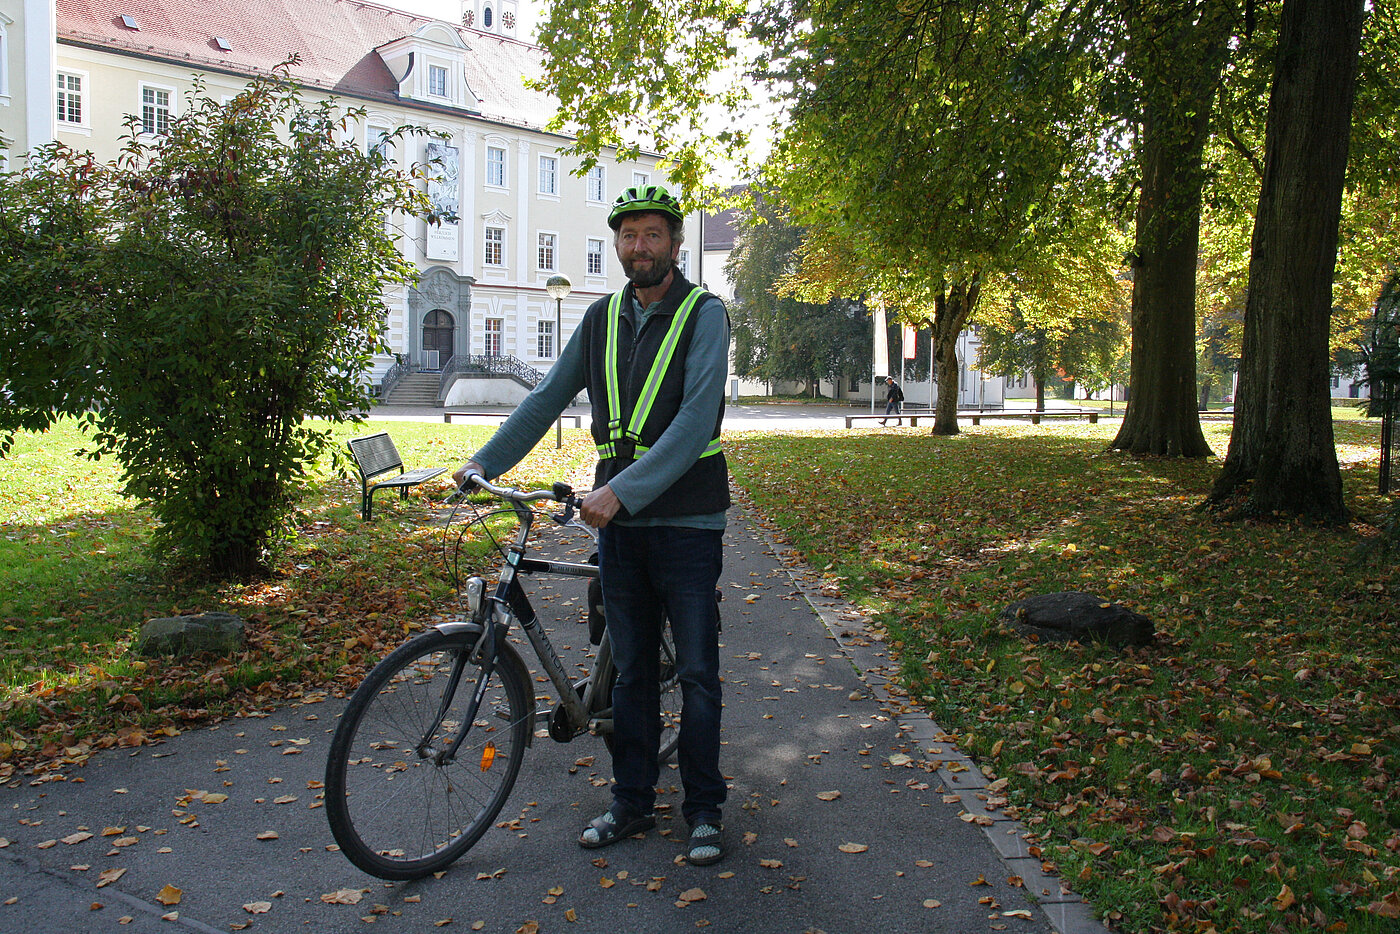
[422,310,454,370]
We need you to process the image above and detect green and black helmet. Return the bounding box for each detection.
[607,184,684,229]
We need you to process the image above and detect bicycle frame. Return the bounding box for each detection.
[439,482,615,761]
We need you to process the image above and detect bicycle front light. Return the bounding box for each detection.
[465,576,486,622]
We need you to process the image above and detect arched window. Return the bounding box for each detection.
[483,3,493,28]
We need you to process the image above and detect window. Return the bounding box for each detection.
[586,238,604,276]
[428,64,448,97]
[56,71,84,125]
[141,86,172,135]
[538,156,557,195]
[484,226,504,265]
[632,171,649,189]
[1331,375,1341,389]
[483,3,493,28]
[537,320,555,359]
[486,146,506,187]
[586,165,606,203]
[537,232,556,271]
[678,249,690,279]
[0,27,9,100]
[367,124,392,159]
[484,318,503,356]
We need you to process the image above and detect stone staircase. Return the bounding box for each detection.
[380,371,441,406]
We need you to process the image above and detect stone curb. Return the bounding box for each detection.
[745,509,1111,934]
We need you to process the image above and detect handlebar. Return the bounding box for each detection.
[459,472,577,508]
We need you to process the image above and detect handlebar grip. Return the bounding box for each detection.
[552,481,574,502]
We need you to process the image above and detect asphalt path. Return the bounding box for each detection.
[1,407,1108,934]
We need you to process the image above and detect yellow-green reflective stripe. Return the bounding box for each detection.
[610,439,722,459]
[626,287,705,441]
[603,292,625,437]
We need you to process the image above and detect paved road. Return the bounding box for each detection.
[1,410,1109,934]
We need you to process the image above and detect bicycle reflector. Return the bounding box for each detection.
[480,741,497,772]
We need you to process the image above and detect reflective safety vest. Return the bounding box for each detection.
[580,272,730,520]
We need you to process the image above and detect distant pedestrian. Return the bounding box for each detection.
[881,377,904,425]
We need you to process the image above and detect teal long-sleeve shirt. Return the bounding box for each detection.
[470,291,730,529]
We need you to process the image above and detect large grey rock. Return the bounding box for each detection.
[999,592,1154,647]
[137,612,246,658]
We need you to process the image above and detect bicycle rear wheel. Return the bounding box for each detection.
[324,629,531,880]
[601,617,683,764]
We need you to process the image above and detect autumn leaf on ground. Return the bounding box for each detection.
[243,902,272,914]
[155,884,181,906]
[816,791,841,801]
[838,843,868,854]
[96,868,126,888]
[321,888,366,905]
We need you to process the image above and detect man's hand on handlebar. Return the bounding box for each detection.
[580,484,622,528]
[452,461,486,491]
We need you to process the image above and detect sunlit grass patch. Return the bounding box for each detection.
[0,417,596,777]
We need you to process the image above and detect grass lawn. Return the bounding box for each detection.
[727,414,1398,933]
[0,418,596,771]
[1,411,1395,932]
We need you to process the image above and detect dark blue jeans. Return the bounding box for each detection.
[598,523,725,826]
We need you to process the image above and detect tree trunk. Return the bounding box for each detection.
[1110,4,1228,458]
[931,274,981,435]
[1198,377,1212,411]
[1208,0,1361,522]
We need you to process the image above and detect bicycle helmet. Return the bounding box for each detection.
[608,184,684,230]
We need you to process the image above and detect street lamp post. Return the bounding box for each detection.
[545,274,573,449]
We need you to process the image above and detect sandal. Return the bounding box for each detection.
[579,805,655,849]
[687,822,724,866]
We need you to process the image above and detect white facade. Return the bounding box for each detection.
[9,0,695,404]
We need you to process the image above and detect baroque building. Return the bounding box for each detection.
[0,0,699,405]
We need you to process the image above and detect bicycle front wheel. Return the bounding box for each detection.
[324,629,532,880]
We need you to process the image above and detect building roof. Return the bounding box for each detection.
[702,185,748,251]
[56,0,557,130]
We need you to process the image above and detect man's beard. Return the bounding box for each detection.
[622,253,674,289]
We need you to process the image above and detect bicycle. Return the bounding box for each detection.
[323,473,688,880]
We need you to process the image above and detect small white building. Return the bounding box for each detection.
[1,0,697,405]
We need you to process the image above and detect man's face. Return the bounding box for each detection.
[615,213,680,288]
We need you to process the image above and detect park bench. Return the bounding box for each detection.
[844,413,925,428]
[963,410,1100,425]
[347,432,447,520]
[443,412,582,426]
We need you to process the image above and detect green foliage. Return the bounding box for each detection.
[0,68,433,576]
[529,0,750,193]
[724,199,870,388]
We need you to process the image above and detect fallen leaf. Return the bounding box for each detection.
[816,791,841,801]
[1274,884,1296,911]
[155,885,182,906]
[321,888,365,905]
[923,899,942,908]
[243,902,272,914]
[678,887,707,903]
[63,832,94,845]
[97,867,127,888]
[256,831,279,841]
[838,843,868,854]
[759,859,783,869]
[201,793,228,804]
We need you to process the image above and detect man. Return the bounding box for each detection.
[882,376,904,425]
[452,185,730,866]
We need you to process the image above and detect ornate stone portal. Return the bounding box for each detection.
[407,266,474,368]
